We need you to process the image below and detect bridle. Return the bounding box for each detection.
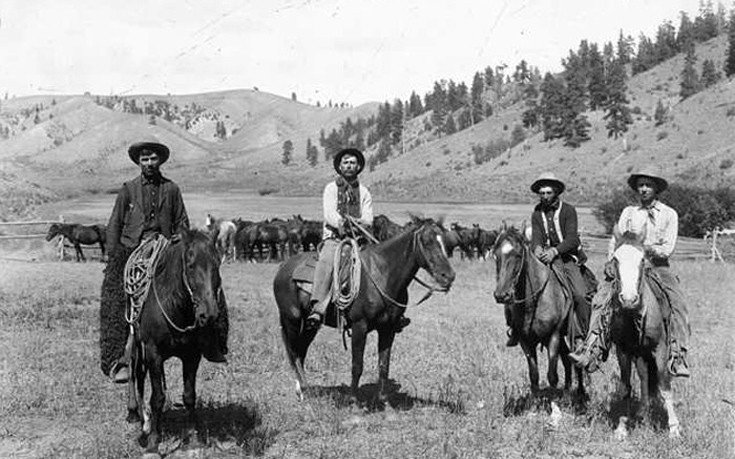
[497,235,550,305]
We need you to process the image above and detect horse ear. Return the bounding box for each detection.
[500,220,507,232]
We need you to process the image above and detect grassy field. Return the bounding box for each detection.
[1,251,733,459]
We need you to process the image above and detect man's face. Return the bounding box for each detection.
[339,154,360,179]
[538,185,558,206]
[636,177,658,202]
[139,151,161,178]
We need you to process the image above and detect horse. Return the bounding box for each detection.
[450,222,479,259]
[205,214,236,263]
[126,229,225,454]
[296,216,323,252]
[475,226,498,260]
[492,224,584,395]
[608,230,681,439]
[273,216,456,403]
[46,223,106,262]
[253,220,290,261]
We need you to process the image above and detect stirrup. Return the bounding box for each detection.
[304,312,322,331]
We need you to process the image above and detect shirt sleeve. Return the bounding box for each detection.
[106,184,129,252]
[172,185,190,233]
[358,186,373,226]
[323,182,342,228]
[555,204,580,255]
[650,206,677,258]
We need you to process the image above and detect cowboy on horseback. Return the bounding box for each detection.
[504,172,593,348]
[100,142,228,384]
[570,168,691,378]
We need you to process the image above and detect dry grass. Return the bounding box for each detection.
[1,252,733,458]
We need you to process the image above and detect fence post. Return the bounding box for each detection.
[58,215,65,261]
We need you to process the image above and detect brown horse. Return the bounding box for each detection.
[273,216,455,403]
[372,214,404,242]
[492,224,584,394]
[609,231,681,439]
[46,223,106,262]
[126,229,225,454]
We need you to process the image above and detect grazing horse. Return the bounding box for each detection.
[451,223,479,259]
[205,214,236,263]
[609,231,681,439]
[254,220,290,261]
[126,229,224,454]
[492,224,584,394]
[46,223,106,262]
[273,216,456,402]
[296,216,322,252]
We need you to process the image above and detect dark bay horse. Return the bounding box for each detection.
[492,224,584,394]
[46,223,106,262]
[609,231,680,439]
[127,229,225,454]
[273,216,455,402]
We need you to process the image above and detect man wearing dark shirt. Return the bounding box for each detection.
[505,172,592,347]
[100,142,191,383]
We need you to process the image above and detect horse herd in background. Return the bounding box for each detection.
[204,213,499,264]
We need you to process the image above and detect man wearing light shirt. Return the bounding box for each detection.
[305,148,374,330]
[570,169,691,377]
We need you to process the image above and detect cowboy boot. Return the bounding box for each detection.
[305,299,326,331]
[569,334,603,373]
[668,342,690,378]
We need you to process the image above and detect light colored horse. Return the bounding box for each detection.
[610,231,680,439]
[205,214,237,263]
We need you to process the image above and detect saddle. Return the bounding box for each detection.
[547,260,597,349]
[124,235,169,325]
[292,239,361,329]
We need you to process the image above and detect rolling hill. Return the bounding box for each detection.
[2,33,735,221]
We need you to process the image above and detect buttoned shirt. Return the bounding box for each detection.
[608,200,678,259]
[141,175,162,237]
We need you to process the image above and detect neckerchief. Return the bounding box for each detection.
[336,176,361,218]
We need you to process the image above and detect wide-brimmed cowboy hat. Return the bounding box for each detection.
[530,172,566,194]
[128,142,170,165]
[333,148,365,174]
[627,167,668,193]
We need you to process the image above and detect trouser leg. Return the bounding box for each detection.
[654,268,689,350]
[564,262,592,339]
[311,239,338,315]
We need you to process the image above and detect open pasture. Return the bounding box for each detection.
[1,249,733,458]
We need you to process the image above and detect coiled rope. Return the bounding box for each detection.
[124,236,169,325]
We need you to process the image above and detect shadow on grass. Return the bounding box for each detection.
[305,378,466,414]
[606,395,670,432]
[160,401,277,456]
[502,386,589,417]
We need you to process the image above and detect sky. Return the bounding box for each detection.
[0,0,706,106]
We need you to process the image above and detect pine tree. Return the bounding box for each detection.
[701,58,721,87]
[603,60,633,139]
[408,91,423,118]
[521,84,540,129]
[680,42,701,99]
[587,44,607,111]
[470,71,484,124]
[725,9,735,77]
[677,12,696,50]
[281,140,293,165]
[539,73,566,141]
[306,138,317,166]
[390,99,404,145]
[616,30,634,65]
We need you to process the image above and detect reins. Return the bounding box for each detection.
[505,239,550,305]
[344,216,446,308]
[150,247,199,334]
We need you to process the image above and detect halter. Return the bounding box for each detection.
[151,245,207,334]
[501,236,550,305]
[345,216,448,308]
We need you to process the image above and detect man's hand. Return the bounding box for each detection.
[603,260,616,280]
[171,233,183,243]
[539,247,558,264]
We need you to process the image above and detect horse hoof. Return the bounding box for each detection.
[126,410,141,424]
[141,452,161,459]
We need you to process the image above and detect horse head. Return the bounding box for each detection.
[612,229,647,310]
[410,216,455,292]
[492,226,526,304]
[46,223,62,241]
[180,229,223,327]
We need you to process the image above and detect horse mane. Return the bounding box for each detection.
[493,225,526,250]
[615,230,645,250]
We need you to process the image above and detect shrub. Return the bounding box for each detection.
[631,106,642,115]
[257,187,279,196]
[719,159,733,169]
[656,131,668,141]
[726,107,735,117]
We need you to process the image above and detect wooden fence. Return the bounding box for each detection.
[0,216,78,260]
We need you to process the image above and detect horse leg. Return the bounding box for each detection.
[182,353,202,445]
[280,315,316,401]
[520,341,540,395]
[377,328,396,403]
[350,321,368,403]
[658,366,680,438]
[100,241,106,262]
[547,332,561,389]
[74,242,85,262]
[144,355,165,454]
[615,349,633,440]
[127,338,144,424]
[636,356,651,428]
